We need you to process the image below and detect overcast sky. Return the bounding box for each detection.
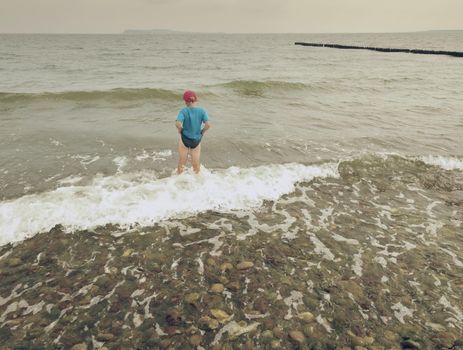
[1,0,462,34]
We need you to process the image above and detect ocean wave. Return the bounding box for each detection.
[416,155,463,171]
[216,80,309,97]
[0,162,338,246]
[0,88,183,104]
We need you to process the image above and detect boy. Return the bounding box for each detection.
[175,90,210,174]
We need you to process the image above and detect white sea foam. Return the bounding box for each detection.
[135,149,172,162]
[418,155,463,171]
[113,156,128,173]
[0,162,338,246]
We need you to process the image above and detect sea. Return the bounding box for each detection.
[0,32,462,349]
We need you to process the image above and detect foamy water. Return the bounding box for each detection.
[0,162,338,245]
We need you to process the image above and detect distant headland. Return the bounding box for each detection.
[123,29,190,34]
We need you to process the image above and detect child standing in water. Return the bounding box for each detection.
[175,90,211,174]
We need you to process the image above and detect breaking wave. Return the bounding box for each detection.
[0,162,338,246]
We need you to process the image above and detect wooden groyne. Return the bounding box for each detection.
[294,42,463,58]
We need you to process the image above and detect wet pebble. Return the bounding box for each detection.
[237,261,254,270]
[288,330,305,344]
[165,309,183,325]
[210,308,231,323]
[198,315,219,330]
[298,311,315,323]
[184,292,200,304]
[261,330,274,342]
[70,344,87,350]
[122,249,133,257]
[190,334,202,346]
[400,338,421,349]
[273,326,284,338]
[347,331,374,346]
[226,281,240,291]
[7,258,22,267]
[210,283,225,293]
[96,332,114,342]
[220,262,234,272]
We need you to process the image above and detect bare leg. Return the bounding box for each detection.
[177,139,189,174]
[191,143,202,174]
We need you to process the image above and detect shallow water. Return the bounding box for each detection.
[1,32,463,201]
[1,156,463,349]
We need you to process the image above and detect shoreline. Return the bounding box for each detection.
[1,156,462,349]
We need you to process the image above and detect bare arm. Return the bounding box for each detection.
[201,122,211,135]
[175,121,182,134]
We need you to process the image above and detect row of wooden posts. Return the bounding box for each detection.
[294,42,463,58]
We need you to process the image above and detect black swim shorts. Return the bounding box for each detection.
[181,133,201,149]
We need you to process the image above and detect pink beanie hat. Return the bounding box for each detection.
[183,90,197,103]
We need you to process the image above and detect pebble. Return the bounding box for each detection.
[190,334,202,346]
[210,283,225,293]
[210,309,231,323]
[220,262,234,271]
[288,330,305,344]
[261,330,274,342]
[431,332,456,348]
[384,330,398,342]
[347,331,375,347]
[7,258,22,267]
[219,276,229,284]
[165,309,182,326]
[400,339,421,349]
[271,340,281,349]
[96,333,114,342]
[184,292,200,304]
[122,249,133,257]
[71,344,87,350]
[298,311,315,323]
[160,338,173,348]
[425,322,446,332]
[226,281,240,291]
[272,326,284,338]
[198,315,219,330]
[237,261,254,270]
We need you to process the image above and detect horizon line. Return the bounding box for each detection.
[1,29,462,35]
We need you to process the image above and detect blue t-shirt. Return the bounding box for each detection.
[176,107,209,140]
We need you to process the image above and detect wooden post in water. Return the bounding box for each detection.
[294,42,463,58]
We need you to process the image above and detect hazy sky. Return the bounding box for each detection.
[1,0,462,34]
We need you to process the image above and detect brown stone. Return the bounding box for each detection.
[289,330,305,344]
[96,333,114,341]
[272,326,284,338]
[71,344,87,350]
[7,258,22,267]
[185,292,200,304]
[237,261,254,270]
[298,311,315,323]
[190,334,202,346]
[218,276,229,284]
[220,262,234,272]
[210,283,224,293]
[198,315,219,330]
[210,309,231,323]
[226,281,240,291]
[165,309,183,325]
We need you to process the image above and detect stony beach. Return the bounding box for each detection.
[1,156,462,349]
